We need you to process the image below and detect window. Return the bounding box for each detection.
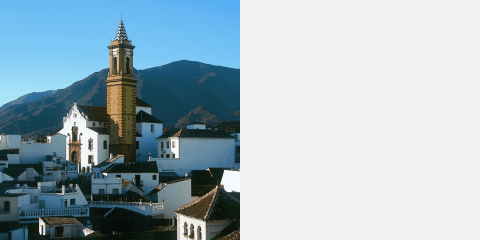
[103,140,108,149]
[172,153,175,158]
[151,124,154,132]
[166,154,170,158]
[99,189,105,194]
[184,223,188,236]
[161,141,164,148]
[153,175,156,180]
[55,226,64,237]
[3,201,10,212]
[136,141,139,150]
[88,155,93,164]
[104,123,107,127]
[116,175,121,178]
[161,154,164,158]
[93,122,96,127]
[88,139,93,150]
[197,226,202,240]
[190,224,195,238]
[236,146,240,153]
[112,189,119,194]
[166,141,170,148]
[70,199,75,206]
[172,141,175,148]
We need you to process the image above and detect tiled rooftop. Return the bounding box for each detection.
[175,185,240,222]
[211,220,240,240]
[41,216,81,225]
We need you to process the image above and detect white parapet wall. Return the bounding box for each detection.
[20,134,66,164]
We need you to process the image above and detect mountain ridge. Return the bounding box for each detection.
[0,60,239,138]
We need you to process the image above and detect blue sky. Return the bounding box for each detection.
[0,1,239,107]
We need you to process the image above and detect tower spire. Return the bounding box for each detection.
[114,19,128,41]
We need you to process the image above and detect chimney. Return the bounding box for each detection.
[110,153,113,159]
[184,173,188,177]
[62,185,65,194]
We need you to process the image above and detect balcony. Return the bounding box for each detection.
[19,207,89,219]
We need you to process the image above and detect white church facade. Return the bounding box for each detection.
[58,99,163,172]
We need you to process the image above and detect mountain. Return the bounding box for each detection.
[0,90,59,111]
[175,105,219,128]
[0,60,240,138]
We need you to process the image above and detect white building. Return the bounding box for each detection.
[147,178,191,218]
[58,103,111,172]
[153,125,236,175]
[0,193,30,222]
[175,186,240,240]
[58,98,164,171]
[220,169,240,193]
[39,216,84,238]
[3,181,89,221]
[91,176,122,195]
[231,133,240,169]
[0,133,66,165]
[101,161,160,194]
[0,222,28,240]
[136,110,163,162]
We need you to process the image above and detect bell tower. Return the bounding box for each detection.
[106,20,137,163]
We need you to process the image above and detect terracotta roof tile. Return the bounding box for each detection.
[122,179,131,188]
[77,105,110,122]
[211,220,240,240]
[175,186,240,221]
[41,217,81,225]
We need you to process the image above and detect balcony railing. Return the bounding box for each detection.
[19,207,89,219]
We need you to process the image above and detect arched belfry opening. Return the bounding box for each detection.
[113,57,117,74]
[126,57,130,74]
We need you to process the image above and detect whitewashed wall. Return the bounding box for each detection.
[156,178,191,218]
[104,172,159,194]
[157,138,235,176]
[38,184,88,209]
[0,172,13,184]
[10,226,28,240]
[176,214,206,240]
[58,104,110,169]
[136,122,163,162]
[19,134,66,164]
[91,177,122,194]
[0,135,21,149]
[136,106,152,115]
[158,138,179,159]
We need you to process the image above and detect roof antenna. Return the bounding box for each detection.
[121,11,122,21]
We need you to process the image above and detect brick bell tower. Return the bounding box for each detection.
[106,20,137,163]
